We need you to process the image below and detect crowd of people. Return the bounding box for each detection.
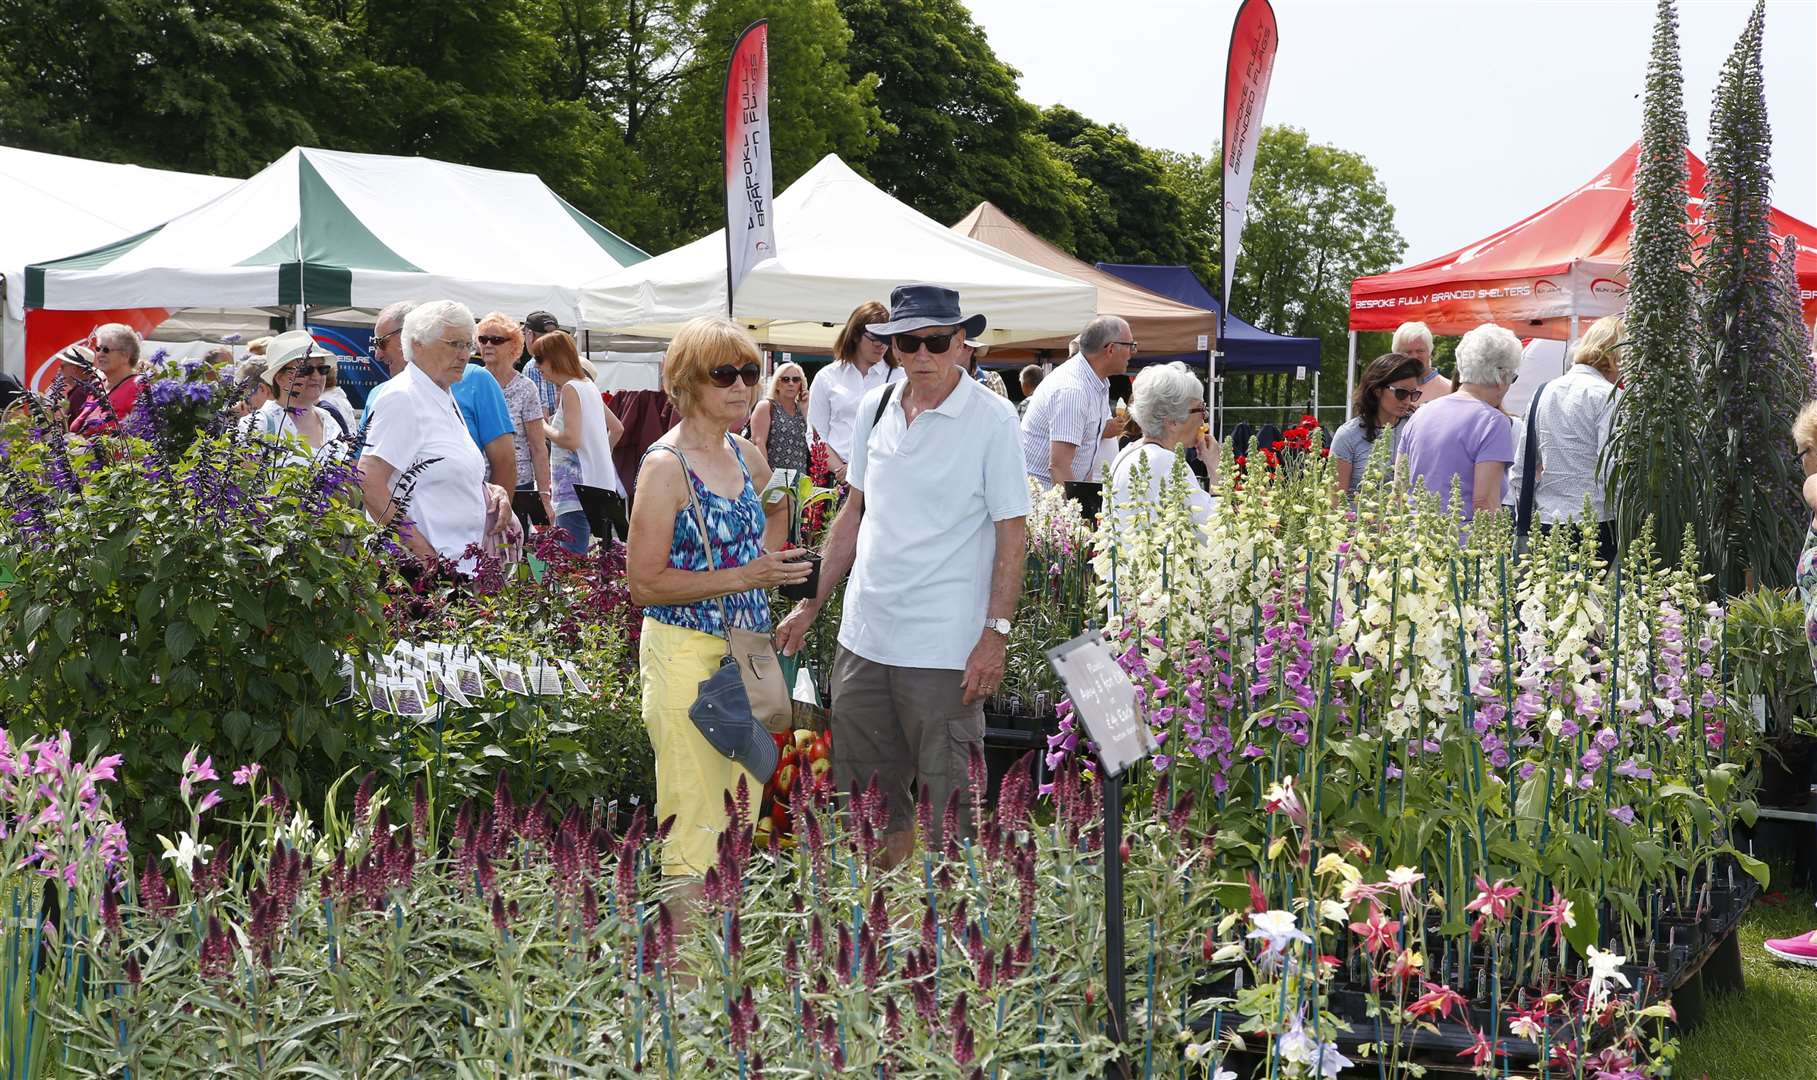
[23,293,1652,913]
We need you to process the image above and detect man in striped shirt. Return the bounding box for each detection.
[1018,315,1135,515]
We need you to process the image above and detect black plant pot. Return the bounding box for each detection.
[1760,735,1817,807]
[779,551,822,602]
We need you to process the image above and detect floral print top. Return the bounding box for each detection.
[643,438,773,636]
[1799,524,1817,673]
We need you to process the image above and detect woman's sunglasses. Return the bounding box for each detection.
[708,363,763,388]
[286,363,333,377]
[1388,387,1424,403]
[776,374,803,383]
[862,330,890,346]
[477,335,514,346]
[892,330,959,355]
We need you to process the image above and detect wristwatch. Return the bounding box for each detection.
[985,618,1012,638]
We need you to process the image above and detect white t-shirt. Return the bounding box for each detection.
[807,360,904,462]
[1019,354,1111,485]
[1107,442,1217,537]
[361,362,489,563]
[841,373,1032,670]
[564,378,624,496]
[239,401,348,464]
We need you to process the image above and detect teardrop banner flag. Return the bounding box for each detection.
[1220,0,1278,326]
[724,19,776,316]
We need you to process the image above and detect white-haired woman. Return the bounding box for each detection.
[748,360,810,476]
[359,300,516,567]
[1506,315,1623,560]
[1395,323,1520,519]
[1394,321,1450,401]
[1107,362,1217,533]
[69,324,146,435]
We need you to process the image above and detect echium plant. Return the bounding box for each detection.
[1696,0,1804,593]
[1607,0,1702,572]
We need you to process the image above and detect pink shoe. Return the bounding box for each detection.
[1764,931,1817,966]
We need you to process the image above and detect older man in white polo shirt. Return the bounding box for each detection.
[1019,315,1134,516]
[777,284,1029,866]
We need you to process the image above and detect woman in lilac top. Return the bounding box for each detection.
[1394,324,1522,519]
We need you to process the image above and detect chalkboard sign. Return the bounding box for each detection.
[1046,630,1155,778]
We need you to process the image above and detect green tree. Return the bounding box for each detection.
[0,0,336,175]
[1163,127,1404,412]
[636,0,880,250]
[1608,0,1701,571]
[835,0,1083,245]
[1697,0,1801,592]
[1038,105,1190,268]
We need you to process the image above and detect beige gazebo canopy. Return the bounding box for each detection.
[952,201,1217,356]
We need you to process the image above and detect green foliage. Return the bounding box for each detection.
[1610,0,1701,571]
[836,0,1087,247]
[0,429,389,838]
[1723,586,1817,739]
[1696,0,1804,594]
[1038,105,1191,268]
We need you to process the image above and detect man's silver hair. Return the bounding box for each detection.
[1129,362,1203,434]
[1391,321,1434,355]
[402,300,475,364]
[1079,316,1128,357]
[92,323,141,362]
[1454,324,1523,387]
[375,300,416,336]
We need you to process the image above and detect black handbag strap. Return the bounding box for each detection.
[1515,380,1549,537]
[872,382,897,428]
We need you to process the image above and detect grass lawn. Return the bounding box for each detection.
[1677,889,1817,1079]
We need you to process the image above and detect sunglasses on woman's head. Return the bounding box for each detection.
[1388,387,1423,402]
[893,330,959,355]
[476,335,513,346]
[708,362,763,388]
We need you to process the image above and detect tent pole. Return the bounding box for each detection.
[1312,368,1320,426]
[1344,331,1357,422]
[1208,344,1218,439]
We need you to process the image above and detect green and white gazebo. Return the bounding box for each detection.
[25,146,647,329]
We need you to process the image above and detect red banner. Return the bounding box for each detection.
[724,20,775,314]
[1221,0,1278,312]
[24,307,169,394]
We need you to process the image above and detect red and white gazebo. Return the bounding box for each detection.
[1345,143,1817,412]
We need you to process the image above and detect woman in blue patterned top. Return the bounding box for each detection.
[626,316,812,899]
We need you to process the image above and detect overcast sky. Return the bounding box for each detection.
[964,0,1816,267]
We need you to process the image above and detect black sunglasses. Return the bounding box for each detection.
[862,330,890,345]
[477,335,514,346]
[286,363,333,377]
[708,363,762,388]
[892,330,959,355]
[1388,386,1423,402]
[776,374,803,383]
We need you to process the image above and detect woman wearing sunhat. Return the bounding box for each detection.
[239,329,348,458]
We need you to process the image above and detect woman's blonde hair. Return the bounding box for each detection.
[1792,401,1817,454]
[529,330,584,380]
[767,361,805,402]
[663,316,762,415]
[1571,315,1624,382]
[476,311,525,355]
[832,301,890,366]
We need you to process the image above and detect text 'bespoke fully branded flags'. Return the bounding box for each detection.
[1221,0,1278,315]
[724,20,776,313]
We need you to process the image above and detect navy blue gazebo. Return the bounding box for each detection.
[1094,263,1320,375]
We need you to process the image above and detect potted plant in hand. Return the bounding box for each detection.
[762,468,837,602]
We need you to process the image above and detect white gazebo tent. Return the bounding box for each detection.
[24,146,646,390]
[0,145,239,379]
[579,154,1097,349]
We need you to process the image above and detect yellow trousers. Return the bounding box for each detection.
[638,618,760,877]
